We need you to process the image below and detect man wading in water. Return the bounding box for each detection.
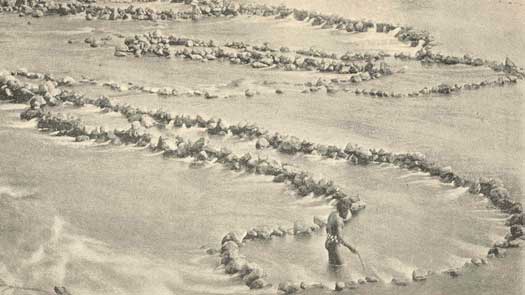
[326,200,358,267]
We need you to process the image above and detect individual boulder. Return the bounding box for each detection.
[350,201,366,213]
[253,225,272,240]
[221,241,239,255]
[391,277,409,286]
[255,137,270,149]
[249,278,269,289]
[54,287,72,295]
[60,76,76,86]
[412,269,429,281]
[335,281,345,291]
[471,257,485,266]
[278,281,301,294]
[242,266,266,286]
[443,268,462,277]
[293,221,312,236]
[140,115,157,128]
[245,89,256,97]
[32,9,44,17]
[278,137,302,154]
[507,213,524,226]
[509,203,523,214]
[504,57,517,72]
[19,108,43,120]
[225,257,247,274]
[29,95,46,109]
[273,173,288,183]
[204,91,218,99]
[75,135,90,142]
[509,225,523,240]
[271,228,285,237]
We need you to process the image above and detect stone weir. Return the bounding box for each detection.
[6,74,366,292]
[1,0,432,48]
[14,62,519,103]
[111,31,393,79]
[82,27,523,98]
[9,68,521,223]
[1,69,523,293]
[3,68,523,241]
[6,0,522,85]
[4,67,524,218]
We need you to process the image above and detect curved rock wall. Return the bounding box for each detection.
[1,0,524,291]
[2,69,523,293]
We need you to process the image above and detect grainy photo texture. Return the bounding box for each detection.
[0,0,523,294]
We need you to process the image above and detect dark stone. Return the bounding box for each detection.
[507,213,524,226]
[256,137,270,149]
[221,241,239,254]
[488,247,500,256]
[278,281,300,294]
[335,281,345,291]
[225,257,247,274]
[54,287,72,295]
[249,278,269,289]
[242,266,266,286]
[273,173,288,183]
[391,277,409,286]
[443,268,462,278]
[510,225,523,240]
[75,135,90,142]
[509,202,523,214]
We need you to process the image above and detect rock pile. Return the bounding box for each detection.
[3,68,523,292]
[0,69,63,106]
[7,75,367,208]
[118,31,391,76]
[353,76,518,98]
[0,0,449,52]
[218,213,336,290]
[5,69,521,226]
[227,41,388,63]
[415,50,525,79]
[15,100,369,290]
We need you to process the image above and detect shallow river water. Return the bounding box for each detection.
[0,0,523,294]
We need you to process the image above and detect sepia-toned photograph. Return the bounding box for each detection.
[0,0,523,294]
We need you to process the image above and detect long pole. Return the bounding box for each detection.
[356,252,367,273]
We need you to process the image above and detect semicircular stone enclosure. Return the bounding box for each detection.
[0,0,523,295]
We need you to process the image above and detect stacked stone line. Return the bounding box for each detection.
[2,79,369,291]
[351,76,518,98]
[9,68,223,98]
[2,0,432,49]
[86,89,524,232]
[41,78,524,247]
[96,89,525,252]
[2,68,521,220]
[9,66,521,102]
[1,67,523,276]
[0,69,367,224]
[412,50,525,78]
[2,69,523,209]
[0,70,375,291]
[115,31,393,78]
[224,41,388,62]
